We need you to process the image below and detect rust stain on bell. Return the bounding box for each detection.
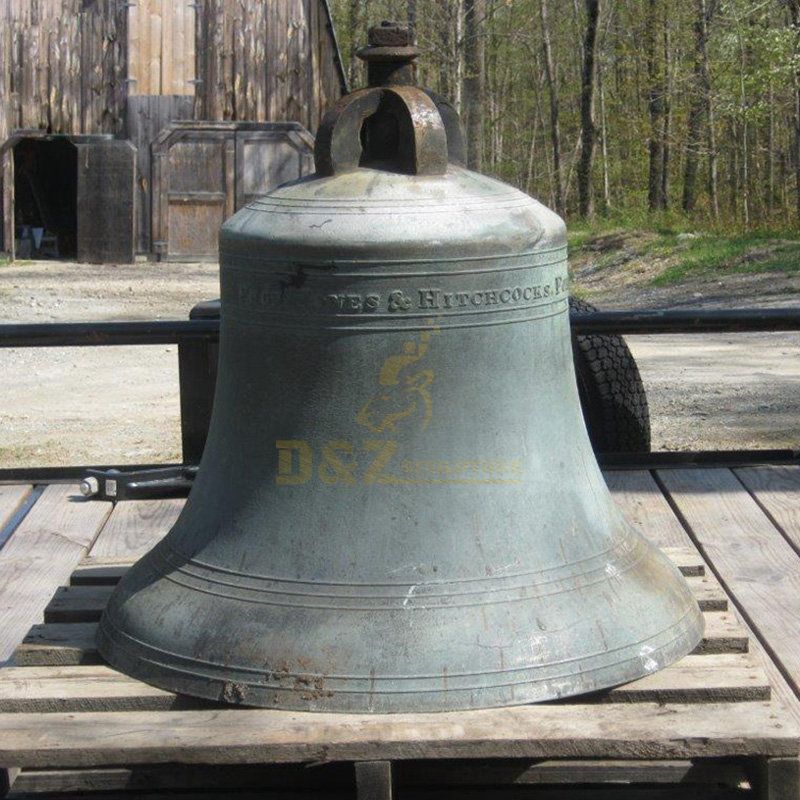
[97,21,704,712]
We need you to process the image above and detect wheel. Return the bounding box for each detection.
[569,297,651,453]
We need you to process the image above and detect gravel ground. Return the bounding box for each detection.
[0,257,798,468]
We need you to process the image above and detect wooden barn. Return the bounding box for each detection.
[0,0,346,262]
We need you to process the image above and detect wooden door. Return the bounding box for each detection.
[151,123,314,261]
[75,140,136,264]
[152,126,236,261]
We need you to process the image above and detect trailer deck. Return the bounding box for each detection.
[1,467,800,798]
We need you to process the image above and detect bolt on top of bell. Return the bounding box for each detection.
[356,20,420,86]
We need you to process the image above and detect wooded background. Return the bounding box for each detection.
[333,0,800,231]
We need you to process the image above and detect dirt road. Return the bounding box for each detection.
[0,259,798,468]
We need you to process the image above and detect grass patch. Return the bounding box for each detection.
[568,216,800,289]
[567,228,594,253]
[567,282,591,300]
[652,235,800,286]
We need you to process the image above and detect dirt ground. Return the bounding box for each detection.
[0,257,798,468]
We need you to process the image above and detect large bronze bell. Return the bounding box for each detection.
[98,23,703,712]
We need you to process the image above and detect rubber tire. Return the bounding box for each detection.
[570,297,651,453]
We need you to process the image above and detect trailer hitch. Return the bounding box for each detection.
[80,465,197,501]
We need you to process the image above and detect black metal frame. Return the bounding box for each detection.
[1,306,799,481]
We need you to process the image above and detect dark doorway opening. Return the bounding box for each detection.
[14,137,78,259]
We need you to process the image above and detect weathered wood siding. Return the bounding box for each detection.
[0,0,345,255]
[0,0,343,140]
[127,1,196,96]
[0,0,127,140]
[193,0,344,134]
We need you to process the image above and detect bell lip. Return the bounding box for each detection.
[96,603,704,714]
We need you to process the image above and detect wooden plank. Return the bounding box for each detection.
[601,651,768,703]
[385,789,758,800]
[44,585,113,623]
[160,0,173,94]
[355,761,393,800]
[756,756,800,800]
[693,611,748,654]
[127,0,140,96]
[0,787,747,800]
[659,468,800,697]
[686,574,727,611]
[183,0,197,96]
[605,470,695,549]
[735,465,800,553]
[8,762,353,795]
[87,498,183,562]
[0,766,19,795]
[0,652,770,714]
[0,484,33,547]
[660,470,800,736]
[15,623,99,666]
[6,759,750,795]
[0,665,208,712]
[0,699,796,768]
[396,758,750,787]
[0,485,111,664]
[663,546,705,577]
[148,1,162,98]
[71,564,133,585]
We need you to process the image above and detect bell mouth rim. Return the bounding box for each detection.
[96,603,704,713]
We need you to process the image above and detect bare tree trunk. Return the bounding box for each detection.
[457,0,465,112]
[577,0,601,218]
[768,82,775,217]
[707,88,719,218]
[438,3,453,101]
[787,0,800,220]
[407,0,417,40]
[539,0,564,214]
[463,0,485,169]
[660,9,671,209]
[646,0,665,211]
[599,56,611,212]
[526,79,544,196]
[347,0,367,89]
[682,0,715,212]
[728,119,739,216]
[737,18,750,227]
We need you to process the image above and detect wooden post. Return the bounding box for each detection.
[1,767,20,796]
[355,761,393,800]
[757,757,800,800]
[177,337,218,464]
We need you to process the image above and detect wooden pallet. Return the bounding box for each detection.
[1,548,798,799]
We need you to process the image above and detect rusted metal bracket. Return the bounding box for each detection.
[314,21,464,176]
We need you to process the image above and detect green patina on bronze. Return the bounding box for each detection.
[97,23,703,713]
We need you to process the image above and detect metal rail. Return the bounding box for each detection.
[2,308,800,347]
[0,320,219,348]
[0,307,798,476]
[569,308,800,335]
[1,449,799,486]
